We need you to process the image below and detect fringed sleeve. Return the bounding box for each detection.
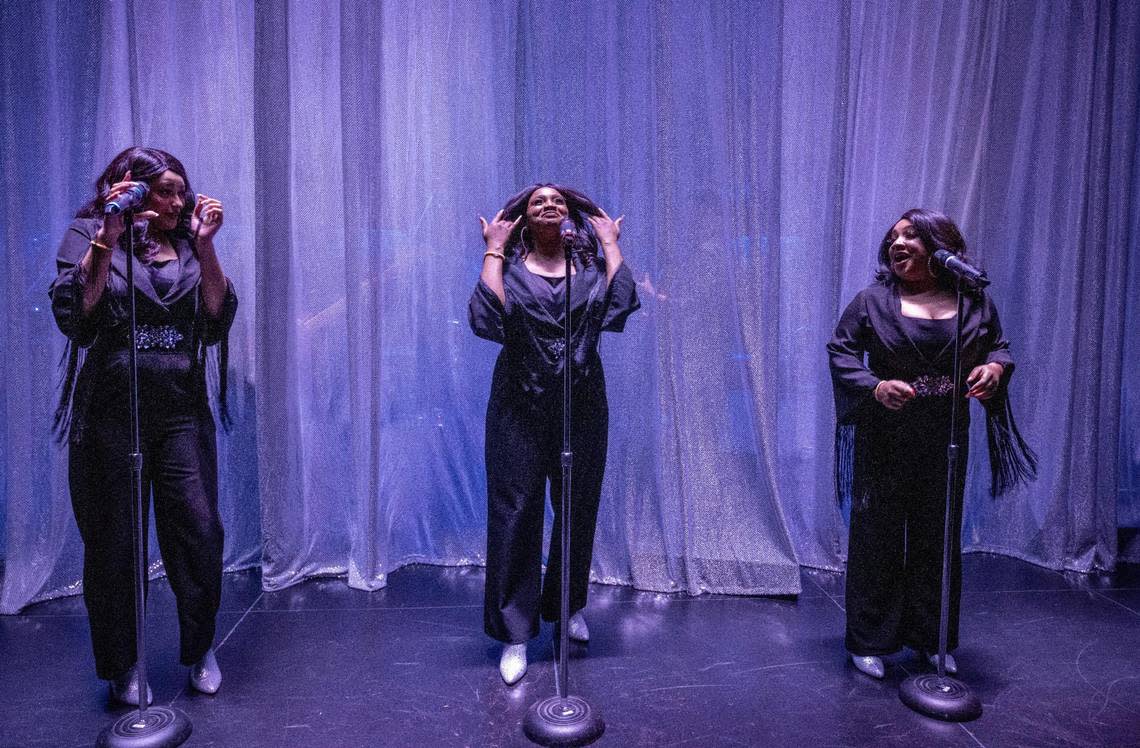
[979,293,1015,375]
[977,293,1036,495]
[51,343,85,443]
[827,290,880,424]
[49,269,93,442]
[201,279,238,346]
[48,220,104,442]
[49,221,105,347]
[834,422,874,511]
[984,391,1038,495]
[201,280,238,430]
[827,290,880,508]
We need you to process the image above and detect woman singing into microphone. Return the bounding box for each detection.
[469,184,639,685]
[50,147,236,703]
[827,208,1035,679]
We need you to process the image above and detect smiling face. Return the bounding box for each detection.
[886,218,934,285]
[525,186,569,230]
[144,170,187,232]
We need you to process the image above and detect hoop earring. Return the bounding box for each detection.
[927,255,938,277]
[519,225,532,257]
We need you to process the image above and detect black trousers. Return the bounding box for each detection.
[845,398,967,657]
[69,366,223,680]
[484,375,608,644]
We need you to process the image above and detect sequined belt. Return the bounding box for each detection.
[910,374,954,397]
[133,324,187,351]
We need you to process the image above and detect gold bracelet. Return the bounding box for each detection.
[89,239,112,252]
[484,250,506,261]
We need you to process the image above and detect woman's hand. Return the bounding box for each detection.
[874,380,916,410]
[479,209,520,252]
[191,194,225,244]
[966,362,1003,400]
[478,210,516,305]
[192,194,228,318]
[96,170,158,247]
[589,208,625,283]
[587,208,623,246]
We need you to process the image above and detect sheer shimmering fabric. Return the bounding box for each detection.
[2,1,1139,613]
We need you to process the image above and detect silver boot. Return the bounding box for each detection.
[850,654,885,679]
[109,665,154,706]
[568,611,590,643]
[189,648,223,694]
[926,651,958,674]
[499,643,527,685]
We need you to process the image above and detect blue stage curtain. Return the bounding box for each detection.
[1,0,1137,613]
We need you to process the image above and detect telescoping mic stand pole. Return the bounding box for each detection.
[898,273,982,722]
[97,208,192,748]
[523,220,605,747]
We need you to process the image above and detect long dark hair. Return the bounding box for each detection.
[874,207,974,292]
[77,146,195,239]
[498,183,604,267]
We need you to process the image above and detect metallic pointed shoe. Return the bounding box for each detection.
[109,665,153,706]
[499,643,527,685]
[568,611,590,643]
[926,651,958,674]
[189,648,222,694]
[850,654,885,679]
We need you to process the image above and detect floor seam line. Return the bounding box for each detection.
[218,591,264,650]
[170,591,263,708]
[1091,589,1140,617]
[248,602,483,613]
[823,591,846,613]
[958,721,986,747]
[805,572,832,598]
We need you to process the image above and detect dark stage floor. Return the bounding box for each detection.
[2,554,1138,747]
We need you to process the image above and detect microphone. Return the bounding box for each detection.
[559,218,575,242]
[104,182,149,215]
[932,249,990,289]
[559,218,576,257]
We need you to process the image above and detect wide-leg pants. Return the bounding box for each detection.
[845,396,967,657]
[484,374,608,644]
[68,359,224,680]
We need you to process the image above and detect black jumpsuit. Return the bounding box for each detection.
[826,281,1025,657]
[469,256,639,643]
[50,217,237,679]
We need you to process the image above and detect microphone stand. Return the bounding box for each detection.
[898,274,982,722]
[523,237,605,747]
[98,211,192,748]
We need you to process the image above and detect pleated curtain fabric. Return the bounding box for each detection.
[1,0,1138,613]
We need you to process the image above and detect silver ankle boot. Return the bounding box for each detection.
[189,648,223,694]
[926,651,958,674]
[568,611,590,643]
[109,665,154,706]
[499,643,527,685]
[850,654,885,679]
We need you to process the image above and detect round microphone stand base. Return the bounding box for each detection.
[523,695,605,747]
[97,706,192,748]
[899,673,982,722]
